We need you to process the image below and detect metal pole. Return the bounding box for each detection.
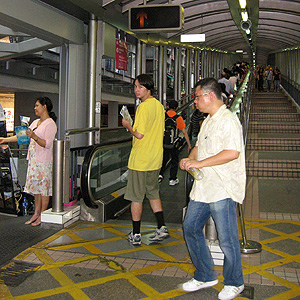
[205,217,218,242]
[238,203,262,254]
[52,140,64,212]
[87,14,97,146]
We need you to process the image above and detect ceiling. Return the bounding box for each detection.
[1,0,300,71]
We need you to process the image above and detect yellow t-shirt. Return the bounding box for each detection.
[128,97,165,171]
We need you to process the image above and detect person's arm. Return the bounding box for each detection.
[179,146,198,170]
[122,118,144,139]
[0,135,18,144]
[181,149,240,171]
[181,128,191,152]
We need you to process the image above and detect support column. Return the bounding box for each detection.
[87,14,98,146]
[58,44,69,140]
[158,45,165,104]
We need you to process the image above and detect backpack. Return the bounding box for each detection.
[163,112,179,149]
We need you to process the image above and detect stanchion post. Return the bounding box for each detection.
[52,140,65,212]
[238,203,262,254]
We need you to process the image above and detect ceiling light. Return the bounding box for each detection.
[180,34,205,42]
[241,11,248,22]
[239,0,247,9]
[236,50,243,53]
[246,29,250,34]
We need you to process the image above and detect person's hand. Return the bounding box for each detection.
[0,137,6,145]
[179,158,190,170]
[26,128,37,140]
[122,118,131,129]
[180,158,202,171]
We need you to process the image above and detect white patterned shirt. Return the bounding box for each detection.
[190,105,246,204]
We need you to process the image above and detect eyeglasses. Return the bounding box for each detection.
[195,92,209,99]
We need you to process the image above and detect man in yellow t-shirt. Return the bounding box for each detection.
[122,74,169,245]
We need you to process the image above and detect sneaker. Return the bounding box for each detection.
[149,225,169,241]
[218,284,244,300]
[127,231,141,245]
[158,175,163,183]
[179,278,218,292]
[169,178,179,186]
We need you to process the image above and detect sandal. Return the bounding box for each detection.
[25,214,40,225]
[31,216,41,227]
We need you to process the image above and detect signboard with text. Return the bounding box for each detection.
[115,39,128,71]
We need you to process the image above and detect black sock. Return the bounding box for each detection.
[154,211,165,229]
[132,220,141,235]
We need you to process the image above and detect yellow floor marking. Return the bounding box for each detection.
[126,273,164,299]
[38,255,98,271]
[0,282,13,299]
[258,269,300,290]
[47,268,91,299]
[265,288,300,300]
[65,230,86,242]
[47,236,123,251]
[32,248,55,265]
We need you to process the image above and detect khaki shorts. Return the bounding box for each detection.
[124,169,160,203]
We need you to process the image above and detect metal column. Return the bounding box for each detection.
[87,14,97,146]
[52,139,70,212]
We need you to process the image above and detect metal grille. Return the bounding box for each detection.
[246,160,300,178]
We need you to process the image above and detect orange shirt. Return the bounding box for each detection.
[166,110,186,130]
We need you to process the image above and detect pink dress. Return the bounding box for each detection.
[24,118,57,196]
[24,140,53,196]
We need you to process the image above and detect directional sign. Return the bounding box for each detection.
[129,5,184,32]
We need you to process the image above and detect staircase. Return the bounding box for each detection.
[246,92,300,179]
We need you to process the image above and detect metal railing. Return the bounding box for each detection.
[281,75,300,107]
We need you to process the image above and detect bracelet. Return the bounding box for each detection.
[34,136,39,142]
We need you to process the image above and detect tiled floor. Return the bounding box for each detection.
[1,90,300,299]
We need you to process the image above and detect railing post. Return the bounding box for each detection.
[52,139,70,212]
[238,203,262,254]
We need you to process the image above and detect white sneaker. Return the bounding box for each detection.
[149,225,169,241]
[218,284,244,300]
[158,175,163,183]
[179,278,218,292]
[169,178,179,186]
[127,231,141,245]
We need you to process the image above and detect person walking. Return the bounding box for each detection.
[159,100,191,186]
[121,74,169,245]
[273,66,281,92]
[179,78,246,300]
[0,97,57,226]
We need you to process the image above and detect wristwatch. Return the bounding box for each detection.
[34,136,39,142]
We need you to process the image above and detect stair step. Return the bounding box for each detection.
[251,107,297,113]
[250,113,300,122]
[247,138,300,151]
[246,160,300,178]
[248,123,300,133]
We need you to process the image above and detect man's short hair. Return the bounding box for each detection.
[195,78,222,100]
[135,74,154,94]
[168,100,179,110]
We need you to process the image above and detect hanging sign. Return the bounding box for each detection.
[115,39,128,71]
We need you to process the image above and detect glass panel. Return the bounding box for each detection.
[89,142,131,203]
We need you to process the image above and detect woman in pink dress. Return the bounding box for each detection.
[0,97,57,226]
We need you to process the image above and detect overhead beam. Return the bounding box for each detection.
[0,38,54,60]
[0,0,85,45]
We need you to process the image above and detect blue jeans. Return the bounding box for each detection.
[183,198,244,286]
[266,80,272,92]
